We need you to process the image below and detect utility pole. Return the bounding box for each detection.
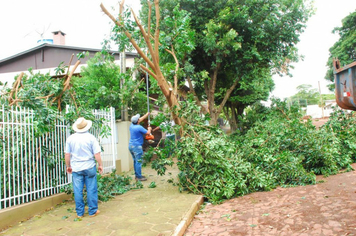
[318,81,324,118]
[120,51,128,121]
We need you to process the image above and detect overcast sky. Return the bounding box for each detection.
[1,0,355,99]
[272,0,356,98]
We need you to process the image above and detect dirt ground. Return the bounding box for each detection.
[185,163,356,236]
[185,117,356,236]
[312,117,330,128]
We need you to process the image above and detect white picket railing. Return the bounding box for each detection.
[0,105,117,209]
[91,107,117,173]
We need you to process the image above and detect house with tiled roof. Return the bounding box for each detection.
[0,30,137,86]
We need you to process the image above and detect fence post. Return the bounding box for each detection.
[110,107,116,170]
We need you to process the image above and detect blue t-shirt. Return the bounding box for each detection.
[129,123,148,146]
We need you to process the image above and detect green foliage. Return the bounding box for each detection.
[145,98,356,203]
[175,0,313,124]
[62,170,143,202]
[235,100,339,180]
[325,10,356,90]
[145,100,273,203]
[235,102,270,134]
[322,94,335,101]
[176,100,276,203]
[97,170,143,202]
[72,52,122,118]
[0,69,64,137]
[288,84,321,106]
[110,0,313,126]
[71,51,151,119]
[324,110,356,164]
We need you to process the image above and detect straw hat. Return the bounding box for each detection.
[72,117,92,133]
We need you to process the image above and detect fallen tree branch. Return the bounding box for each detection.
[8,72,24,104]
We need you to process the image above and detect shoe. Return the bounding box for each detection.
[136,176,147,181]
[89,210,100,217]
[77,215,83,219]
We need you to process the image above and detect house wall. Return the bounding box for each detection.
[0,56,135,87]
[306,101,337,118]
[0,64,85,87]
[0,47,120,73]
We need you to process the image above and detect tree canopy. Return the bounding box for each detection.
[138,0,314,127]
[325,10,356,90]
[73,52,122,117]
[72,52,146,118]
[102,0,313,129]
[288,84,320,107]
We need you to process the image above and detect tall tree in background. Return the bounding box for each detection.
[288,84,320,107]
[325,11,356,90]
[102,0,312,128]
[141,0,313,127]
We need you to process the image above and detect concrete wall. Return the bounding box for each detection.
[116,121,133,173]
[0,193,71,231]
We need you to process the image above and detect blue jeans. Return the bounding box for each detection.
[72,165,98,216]
[129,145,144,178]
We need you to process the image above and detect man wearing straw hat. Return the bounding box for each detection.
[65,117,103,218]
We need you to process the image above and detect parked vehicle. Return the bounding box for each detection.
[333,59,356,110]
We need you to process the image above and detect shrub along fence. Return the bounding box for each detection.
[0,105,116,209]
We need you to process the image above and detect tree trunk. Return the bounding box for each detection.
[101,1,182,126]
[209,109,219,126]
[224,102,238,132]
[230,104,238,132]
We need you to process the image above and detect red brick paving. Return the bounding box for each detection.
[185,163,356,236]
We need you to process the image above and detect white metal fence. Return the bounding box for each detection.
[91,107,117,173]
[0,106,117,209]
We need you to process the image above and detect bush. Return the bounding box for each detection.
[323,109,356,164]
[146,99,356,203]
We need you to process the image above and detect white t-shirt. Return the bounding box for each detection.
[65,132,101,172]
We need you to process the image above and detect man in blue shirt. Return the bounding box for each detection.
[65,117,103,218]
[129,112,152,181]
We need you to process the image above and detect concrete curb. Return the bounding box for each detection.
[172,195,205,236]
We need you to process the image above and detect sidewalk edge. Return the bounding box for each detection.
[172,195,204,236]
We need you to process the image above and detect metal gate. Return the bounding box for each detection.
[91,107,117,174]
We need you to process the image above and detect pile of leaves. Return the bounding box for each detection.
[97,171,143,202]
[323,109,356,164]
[62,170,143,203]
[234,100,353,184]
[147,99,356,203]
